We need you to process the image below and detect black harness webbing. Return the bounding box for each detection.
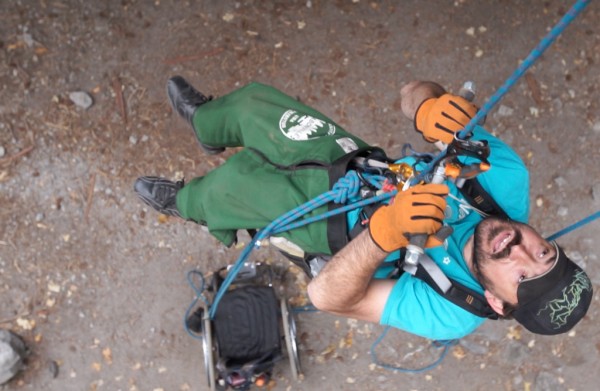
[346,170,508,319]
[459,178,510,219]
[414,262,499,319]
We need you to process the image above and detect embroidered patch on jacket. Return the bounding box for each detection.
[279,110,336,140]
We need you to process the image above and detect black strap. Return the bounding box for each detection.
[459,178,509,219]
[415,264,498,319]
[326,147,386,254]
[337,155,506,319]
[348,203,380,240]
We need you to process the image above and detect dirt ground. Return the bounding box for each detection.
[1,1,600,390]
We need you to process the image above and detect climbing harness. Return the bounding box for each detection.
[190,0,598,376]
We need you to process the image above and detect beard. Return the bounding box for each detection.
[472,217,526,311]
[472,217,523,272]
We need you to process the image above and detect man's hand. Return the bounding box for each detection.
[368,184,448,252]
[415,94,477,144]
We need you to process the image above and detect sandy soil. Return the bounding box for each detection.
[1,1,599,390]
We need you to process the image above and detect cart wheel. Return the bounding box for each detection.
[201,303,218,391]
[280,298,302,380]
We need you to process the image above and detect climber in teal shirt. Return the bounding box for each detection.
[135,78,591,339]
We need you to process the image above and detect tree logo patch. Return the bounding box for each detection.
[279,110,336,141]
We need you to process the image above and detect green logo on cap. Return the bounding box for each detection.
[537,270,591,329]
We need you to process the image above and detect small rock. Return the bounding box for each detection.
[0,146,5,158]
[496,105,514,117]
[593,121,600,134]
[459,339,489,355]
[552,97,563,111]
[592,183,600,202]
[35,213,44,222]
[47,360,59,379]
[529,107,539,117]
[22,32,35,47]
[557,206,568,217]
[566,250,585,266]
[68,91,93,109]
[129,135,138,145]
[0,330,28,385]
[502,341,528,366]
[553,176,567,188]
[533,371,564,391]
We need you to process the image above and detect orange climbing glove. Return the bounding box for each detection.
[368,184,449,252]
[415,94,478,144]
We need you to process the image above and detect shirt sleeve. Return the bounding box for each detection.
[380,273,486,341]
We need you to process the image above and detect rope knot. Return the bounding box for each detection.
[332,170,360,204]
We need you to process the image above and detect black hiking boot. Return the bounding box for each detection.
[133,176,183,217]
[166,76,225,155]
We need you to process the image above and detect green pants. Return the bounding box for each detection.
[176,82,373,255]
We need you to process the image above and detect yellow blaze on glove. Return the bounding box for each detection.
[368,184,449,252]
[415,94,478,144]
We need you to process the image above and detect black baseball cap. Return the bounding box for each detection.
[513,242,593,335]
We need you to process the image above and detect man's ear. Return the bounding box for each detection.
[484,290,506,315]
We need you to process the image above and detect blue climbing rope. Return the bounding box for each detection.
[546,210,600,241]
[209,0,593,319]
[411,0,592,185]
[202,1,597,376]
[183,270,209,340]
[208,170,394,319]
[370,326,457,374]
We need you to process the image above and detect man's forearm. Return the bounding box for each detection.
[307,230,391,320]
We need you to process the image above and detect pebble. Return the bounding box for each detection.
[553,176,567,188]
[502,341,528,366]
[68,91,93,109]
[557,206,568,217]
[566,250,585,265]
[459,339,488,355]
[592,183,600,202]
[35,213,44,222]
[22,32,35,47]
[0,145,5,158]
[496,105,514,117]
[593,121,600,134]
[0,330,27,385]
[552,97,563,111]
[533,371,564,391]
[47,360,59,378]
[129,135,138,145]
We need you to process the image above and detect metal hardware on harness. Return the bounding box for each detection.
[403,81,486,278]
[227,262,258,281]
[403,243,423,276]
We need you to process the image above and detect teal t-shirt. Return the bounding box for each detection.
[356,127,530,340]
